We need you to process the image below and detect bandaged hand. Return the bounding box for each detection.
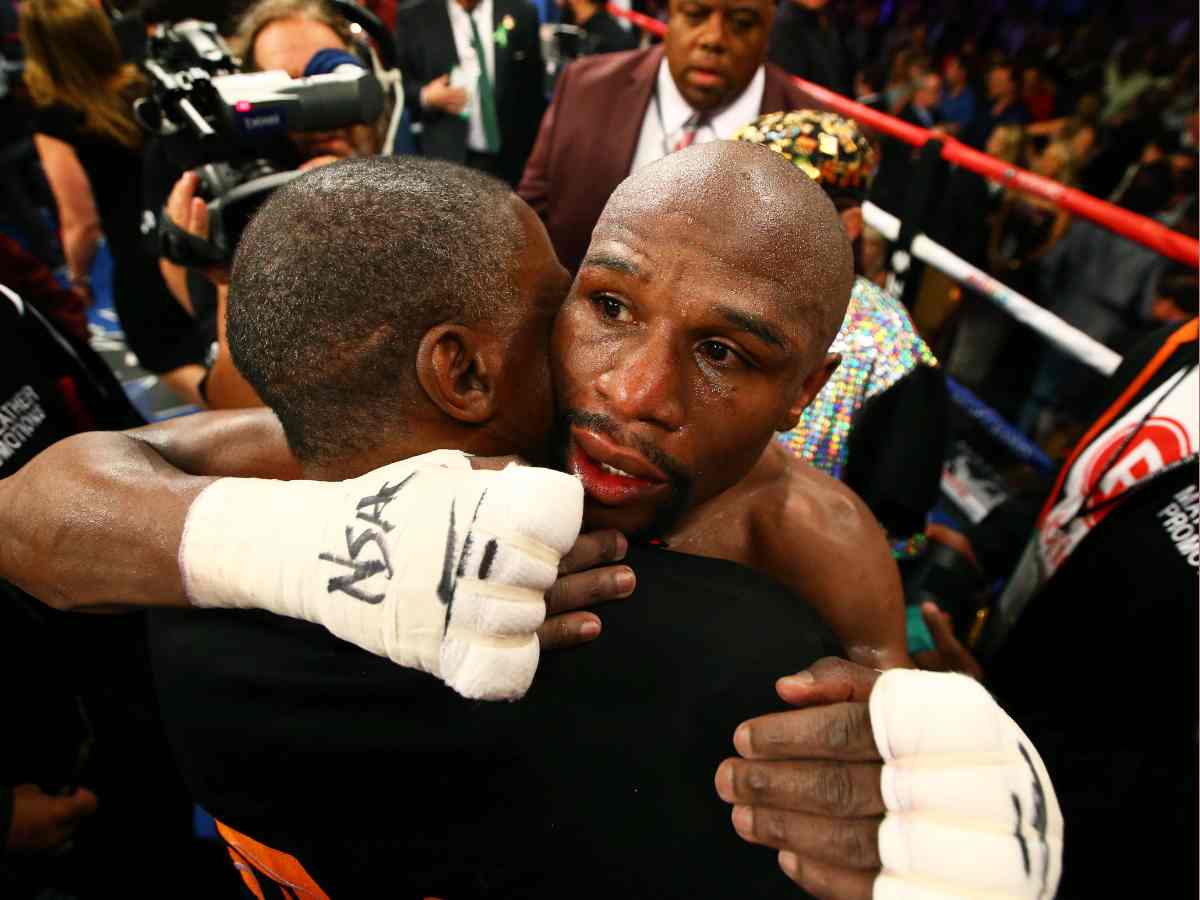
[717,659,1062,900]
[180,450,583,700]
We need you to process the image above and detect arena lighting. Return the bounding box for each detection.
[606,3,1200,270]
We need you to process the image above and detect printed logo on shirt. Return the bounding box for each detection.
[1157,483,1200,570]
[1040,368,1198,577]
[1078,417,1194,528]
[0,385,48,467]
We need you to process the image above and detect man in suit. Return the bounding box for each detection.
[395,0,545,185]
[518,0,818,272]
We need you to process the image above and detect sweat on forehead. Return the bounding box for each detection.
[600,140,855,351]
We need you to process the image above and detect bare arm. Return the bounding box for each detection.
[758,463,911,671]
[0,409,298,611]
[33,135,101,290]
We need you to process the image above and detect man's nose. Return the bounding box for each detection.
[595,330,685,432]
[695,12,729,53]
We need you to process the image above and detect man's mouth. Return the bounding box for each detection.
[567,426,670,507]
[686,66,725,90]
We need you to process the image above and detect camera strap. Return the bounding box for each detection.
[158,209,226,268]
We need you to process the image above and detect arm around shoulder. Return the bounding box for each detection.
[758,469,910,670]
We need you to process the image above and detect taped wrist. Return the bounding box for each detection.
[179,451,583,700]
[870,669,1063,900]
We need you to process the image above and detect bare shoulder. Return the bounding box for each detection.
[753,444,884,555]
[750,443,909,668]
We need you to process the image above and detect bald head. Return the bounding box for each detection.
[599,141,855,367]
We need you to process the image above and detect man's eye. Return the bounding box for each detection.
[593,295,631,322]
[698,341,741,366]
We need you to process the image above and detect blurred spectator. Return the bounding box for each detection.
[1020,60,1057,122]
[559,0,638,55]
[1022,161,1175,436]
[852,60,887,112]
[941,124,1029,389]
[1101,39,1157,124]
[965,60,1030,148]
[395,0,545,186]
[766,0,850,95]
[936,54,976,137]
[882,46,928,113]
[900,70,940,129]
[844,1,882,73]
[518,0,812,272]
[988,140,1074,295]
[20,0,210,404]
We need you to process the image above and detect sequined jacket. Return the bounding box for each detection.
[777,277,947,555]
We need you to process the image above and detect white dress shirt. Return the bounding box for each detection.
[629,59,766,173]
[446,0,496,153]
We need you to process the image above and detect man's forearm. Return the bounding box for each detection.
[0,410,299,611]
[0,431,215,610]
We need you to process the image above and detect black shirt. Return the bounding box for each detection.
[984,322,1199,898]
[31,103,208,374]
[149,544,842,897]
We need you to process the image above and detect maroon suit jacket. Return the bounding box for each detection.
[517,46,819,273]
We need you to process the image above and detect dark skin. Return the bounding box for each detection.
[716,657,888,900]
[553,143,909,670]
[664,0,775,112]
[0,198,631,647]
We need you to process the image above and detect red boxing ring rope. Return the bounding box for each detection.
[605,4,1200,270]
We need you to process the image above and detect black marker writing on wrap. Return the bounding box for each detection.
[318,474,415,604]
[1018,742,1051,897]
[440,492,490,630]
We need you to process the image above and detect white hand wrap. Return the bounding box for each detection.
[179,450,583,701]
[870,669,1063,900]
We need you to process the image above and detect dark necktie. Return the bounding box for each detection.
[466,12,501,153]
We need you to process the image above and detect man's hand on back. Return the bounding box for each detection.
[716,658,1062,900]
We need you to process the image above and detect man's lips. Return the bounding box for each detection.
[686,66,725,89]
[568,426,669,507]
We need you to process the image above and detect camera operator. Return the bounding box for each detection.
[146,0,404,384]
[20,0,211,405]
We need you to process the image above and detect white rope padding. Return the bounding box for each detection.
[863,201,1123,376]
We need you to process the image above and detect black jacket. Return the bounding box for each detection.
[396,0,546,186]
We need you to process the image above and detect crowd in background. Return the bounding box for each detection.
[721,0,1199,444]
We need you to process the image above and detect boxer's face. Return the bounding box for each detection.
[551,205,830,537]
[665,0,773,112]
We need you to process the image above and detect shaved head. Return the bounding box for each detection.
[599,141,855,371]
